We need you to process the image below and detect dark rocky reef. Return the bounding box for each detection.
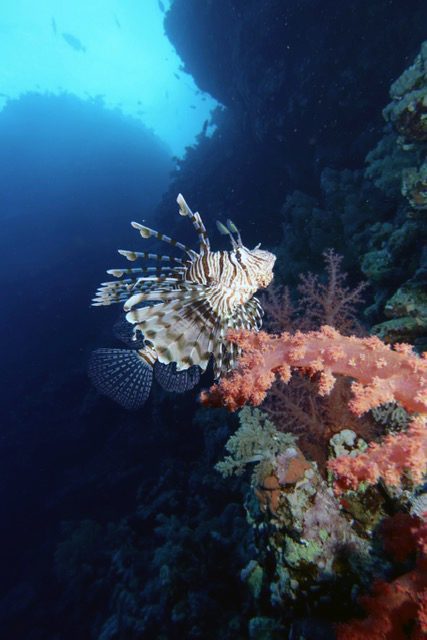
[159,0,427,248]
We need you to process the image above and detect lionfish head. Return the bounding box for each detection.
[216,218,276,288]
[246,246,276,289]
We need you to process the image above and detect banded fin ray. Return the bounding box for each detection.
[124,283,205,311]
[125,286,264,376]
[118,250,184,264]
[113,315,147,349]
[112,313,201,392]
[106,266,185,278]
[177,193,210,254]
[211,296,263,378]
[131,221,198,259]
[126,290,216,372]
[154,361,201,393]
[92,276,185,306]
[88,348,154,409]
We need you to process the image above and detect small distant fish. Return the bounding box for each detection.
[113,14,121,29]
[90,194,276,409]
[62,32,86,53]
[51,17,57,35]
[158,0,165,12]
[201,119,208,135]
[174,72,180,80]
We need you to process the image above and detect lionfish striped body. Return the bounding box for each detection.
[89,194,276,409]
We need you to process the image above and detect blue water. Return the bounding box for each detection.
[1,2,426,638]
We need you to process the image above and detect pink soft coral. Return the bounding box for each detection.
[201,326,427,491]
[201,326,427,415]
[262,249,367,335]
[328,416,427,494]
[297,249,368,334]
[264,374,376,471]
[261,251,373,469]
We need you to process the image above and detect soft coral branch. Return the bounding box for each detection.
[297,249,368,333]
[201,326,427,492]
[201,326,427,415]
[328,415,427,493]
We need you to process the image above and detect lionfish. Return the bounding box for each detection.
[89,194,276,409]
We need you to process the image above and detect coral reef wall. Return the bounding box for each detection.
[160,0,427,247]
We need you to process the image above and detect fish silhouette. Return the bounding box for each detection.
[62,32,86,53]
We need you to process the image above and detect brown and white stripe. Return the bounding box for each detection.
[92,194,276,378]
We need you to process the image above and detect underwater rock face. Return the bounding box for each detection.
[380,41,427,214]
[402,160,427,210]
[362,42,427,344]
[165,0,427,171]
[243,454,372,613]
[371,285,427,344]
[384,41,427,143]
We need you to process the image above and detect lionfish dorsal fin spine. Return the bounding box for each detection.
[226,219,243,247]
[176,193,211,255]
[106,266,185,278]
[118,250,184,264]
[131,221,198,259]
[216,220,238,249]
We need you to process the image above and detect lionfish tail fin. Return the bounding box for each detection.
[88,347,154,409]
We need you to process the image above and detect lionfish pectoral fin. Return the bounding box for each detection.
[113,314,146,349]
[211,297,264,379]
[88,347,153,410]
[154,361,201,393]
[126,290,215,373]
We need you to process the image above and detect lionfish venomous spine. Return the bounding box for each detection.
[89,194,276,409]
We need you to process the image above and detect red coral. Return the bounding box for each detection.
[381,513,423,563]
[337,573,427,640]
[337,515,427,640]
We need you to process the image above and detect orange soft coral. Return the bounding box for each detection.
[201,326,427,415]
[328,416,427,494]
[201,326,427,492]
